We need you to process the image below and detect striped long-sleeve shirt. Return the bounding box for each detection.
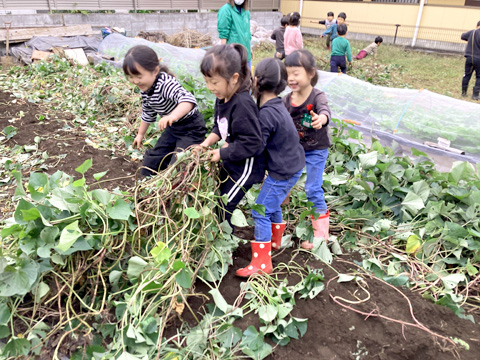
[140,72,198,124]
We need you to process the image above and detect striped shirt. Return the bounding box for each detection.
[140,72,197,123]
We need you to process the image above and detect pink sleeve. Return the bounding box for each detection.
[295,28,303,50]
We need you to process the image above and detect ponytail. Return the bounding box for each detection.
[231,43,251,92]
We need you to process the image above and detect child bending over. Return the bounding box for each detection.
[124,45,207,176]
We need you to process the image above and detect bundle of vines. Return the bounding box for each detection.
[136,30,169,43]
[166,28,212,48]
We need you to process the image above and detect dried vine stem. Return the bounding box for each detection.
[326,271,458,350]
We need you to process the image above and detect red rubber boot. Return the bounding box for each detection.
[235,241,273,277]
[301,210,330,249]
[271,222,286,251]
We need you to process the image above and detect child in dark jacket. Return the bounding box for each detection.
[284,50,331,249]
[271,15,290,60]
[124,45,207,176]
[235,58,305,278]
[199,44,266,226]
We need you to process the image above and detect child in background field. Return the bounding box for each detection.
[355,36,383,60]
[284,12,303,56]
[311,11,336,49]
[284,50,331,249]
[124,45,207,176]
[271,15,290,60]
[330,24,352,74]
[321,12,347,46]
[199,44,266,226]
[235,58,306,277]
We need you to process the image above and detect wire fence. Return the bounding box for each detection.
[303,19,468,53]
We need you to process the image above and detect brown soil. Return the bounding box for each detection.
[2,90,480,359]
[0,90,138,216]
[169,227,480,360]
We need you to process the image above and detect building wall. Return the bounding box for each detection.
[281,1,480,38]
[0,11,282,39]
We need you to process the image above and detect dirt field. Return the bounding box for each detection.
[1,89,479,359]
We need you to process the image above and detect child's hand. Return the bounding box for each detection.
[158,115,176,131]
[311,111,328,129]
[320,35,325,38]
[209,149,221,162]
[133,134,144,149]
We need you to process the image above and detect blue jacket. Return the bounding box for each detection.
[323,23,338,41]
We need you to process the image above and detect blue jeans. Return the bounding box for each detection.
[252,169,303,242]
[305,149,329,214]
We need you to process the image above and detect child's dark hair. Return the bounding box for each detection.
[327,11,334,17]
[338,12,347,20]
[281,15,289,27]
[337,24,348,36]
[123,45,171,76]
[375,36,383,44]
[253,58,287,105]
[200,44,251,93]
[284,50,318,86]
[289,12,301,26]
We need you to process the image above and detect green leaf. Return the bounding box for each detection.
[93,170,108,180]
[150,242,171,264]
[231,209,248,227]
[56,221,82,252]
[241,326,273,360]
[127,256,148,280]
[12,170,26,197]
[172,260,185,271]
[28,172,49,201]
[312,240,333,264]
[251,204,266,216]
[337,274,356,283]
[117,352,147,360]
[358,151,377,169]
[0,325,10,339]
[209,288,229,313]
[184,207,200,219]
[466,259,478,277]
[106,199,132,220]
[217,324,242,348]
[75,159,92,175]
[2,337,30,356]
[21,208,41,221]
[3,125,17,139]
[406,234,422,254]
[0,303,11,325]
[258,304,278,323]
[175,268,192,289]
[448,161,477,183]
[14,199,35,224]
[92,189,112,205]
[401,192,424,214]
[412,180,430,203]
[0,257,39,297]
[441,273,466,290]
[72,178,86,187]
[33,282,50,303]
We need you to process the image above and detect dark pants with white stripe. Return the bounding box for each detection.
[142,112,207,176]
[219,157,265,226]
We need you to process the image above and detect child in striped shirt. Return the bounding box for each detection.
[124,45,207,176]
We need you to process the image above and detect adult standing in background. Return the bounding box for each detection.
[217,0,253,68]
[461,21,480,100]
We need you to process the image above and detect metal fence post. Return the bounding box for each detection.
[394,24,400,44]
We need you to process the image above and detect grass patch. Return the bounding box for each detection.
[253,35,471,102]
